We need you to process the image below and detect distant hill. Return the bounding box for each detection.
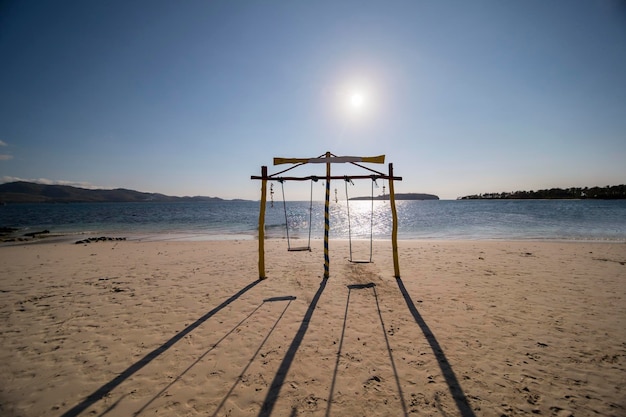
[0,181,225,203]
[349,193,439,201]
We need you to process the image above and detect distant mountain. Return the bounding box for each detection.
[0,181,225,203]
[349,193,439,201]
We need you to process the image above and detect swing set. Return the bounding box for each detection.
[251,151,402,279]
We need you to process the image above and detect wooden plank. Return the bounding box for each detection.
[357,155,385,164]
[252,174,402,181]
[273,157,311,165]
[273,155,385,165]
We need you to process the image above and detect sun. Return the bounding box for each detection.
[334,81,376,122]
[350,92,365,109]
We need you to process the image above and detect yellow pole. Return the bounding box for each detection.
[324,151,331,278]
[258,166,267,279]
[388,163,400,278]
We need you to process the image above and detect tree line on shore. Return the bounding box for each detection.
[459,185,626,200]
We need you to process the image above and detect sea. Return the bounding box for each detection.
[2,199,626,243]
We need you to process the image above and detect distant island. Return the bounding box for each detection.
[458,185,626,200]
[350,193,439,201]
[0,181,236,204]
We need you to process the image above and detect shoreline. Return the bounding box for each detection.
[3,229,626,246]
[1,239,625,416]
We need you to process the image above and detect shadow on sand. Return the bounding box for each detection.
[209,295,296,417]
[257,278,328,417]
[60,279,263,417]
[132,298,299,416]
[395,277,476,417]
[326,282,408,417]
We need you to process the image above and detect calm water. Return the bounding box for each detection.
[1,200,626,241]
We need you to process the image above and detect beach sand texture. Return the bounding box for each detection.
[1,240,625,417]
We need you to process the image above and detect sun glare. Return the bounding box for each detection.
[350,92,365,109]
[334,79,377,122]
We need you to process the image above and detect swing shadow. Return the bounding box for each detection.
[371,284,408,416]
[210,296,296,417]
[257,278,328,417]
[395,277,476,417]
[326,283,407,417]
[132,298,293,416]
[60,279,263,417]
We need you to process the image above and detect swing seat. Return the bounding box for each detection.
[349,259,372,264]
[288,246,311,252]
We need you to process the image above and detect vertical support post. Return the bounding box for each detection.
[324,151,331,278]
[258,166,268,279]
[388,163,401,278]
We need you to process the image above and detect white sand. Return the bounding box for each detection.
[1,239,625,416]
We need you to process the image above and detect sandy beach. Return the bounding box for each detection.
[1,238,625,417]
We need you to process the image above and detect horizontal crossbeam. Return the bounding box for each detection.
[251,174,402,181]
[274,155,385,165]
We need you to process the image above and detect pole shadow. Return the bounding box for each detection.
[257,278,328,417]
[395,277,476,417]
[326,283,407,417]
[60,279,263,417]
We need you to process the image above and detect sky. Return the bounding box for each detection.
[1,0,625,200]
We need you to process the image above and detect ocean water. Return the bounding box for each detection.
[1,199,626,242]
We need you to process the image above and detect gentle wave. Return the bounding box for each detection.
[1,200,626,242]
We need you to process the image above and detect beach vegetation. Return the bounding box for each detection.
[458,185,626,200]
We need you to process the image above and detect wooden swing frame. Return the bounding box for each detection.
[251,151,402,279]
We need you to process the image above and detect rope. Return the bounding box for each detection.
[279,180,292,250]
[344,177,375,263]
[344,177,354,261]
[306,177,316,249]
[369,177,375,263]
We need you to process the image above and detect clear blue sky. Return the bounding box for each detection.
[1,0,625,200]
